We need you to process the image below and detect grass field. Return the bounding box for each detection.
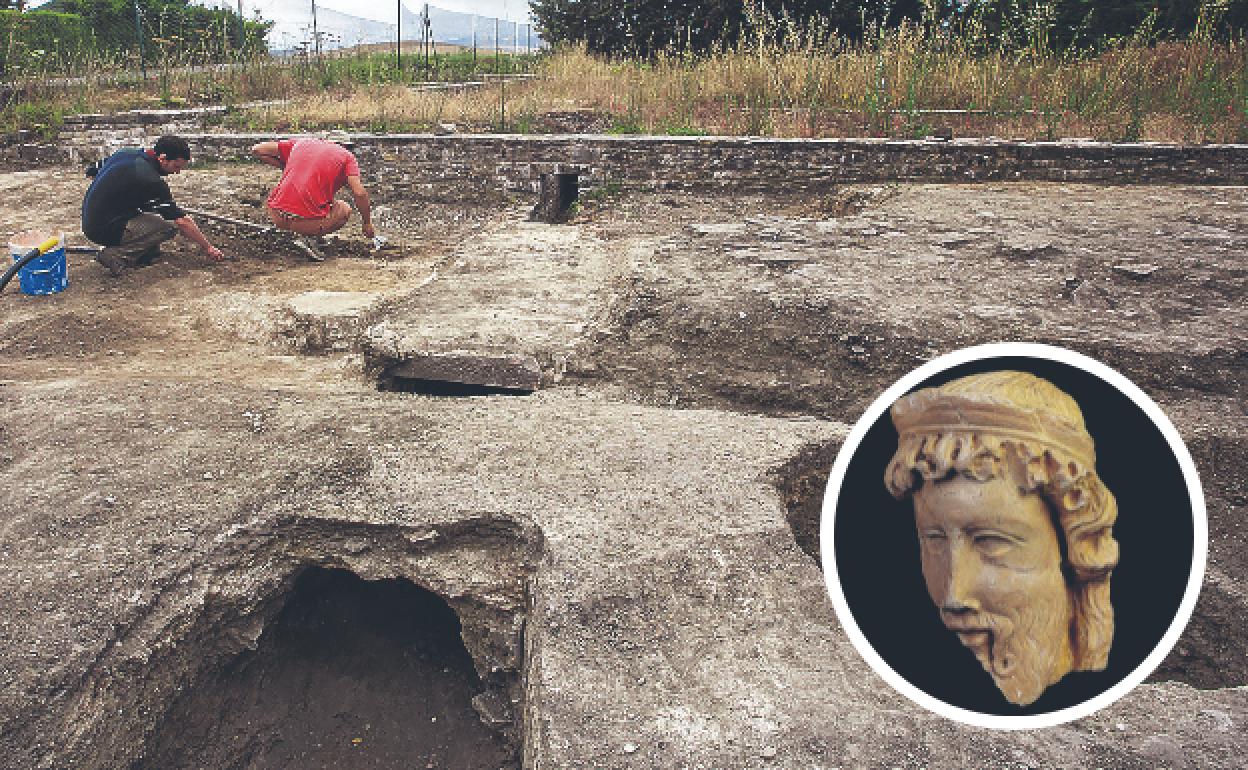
[2,17,1245,143]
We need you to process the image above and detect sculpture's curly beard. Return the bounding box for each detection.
[942,590,1072,707]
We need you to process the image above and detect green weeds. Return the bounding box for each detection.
[0,7,1244,143]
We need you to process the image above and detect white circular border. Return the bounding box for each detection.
[819,342,1209,730]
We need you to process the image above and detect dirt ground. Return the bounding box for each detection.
[0,163,1245,768]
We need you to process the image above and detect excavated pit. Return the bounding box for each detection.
[31,515,543,770]
[136,567,517,769]
[770,440,842,565]
[1149,579,1248,689]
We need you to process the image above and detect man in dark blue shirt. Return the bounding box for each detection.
[82,135,224,276]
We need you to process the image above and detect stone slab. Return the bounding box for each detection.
[285,290,381,353]
[363,210,634,388]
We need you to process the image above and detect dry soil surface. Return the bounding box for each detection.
[0,165,1245,769]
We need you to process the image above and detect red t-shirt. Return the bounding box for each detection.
[266,138,361,218]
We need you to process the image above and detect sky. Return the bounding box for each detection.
[310,0,532,24]
[28,0,534,25]
[26,0,537,51]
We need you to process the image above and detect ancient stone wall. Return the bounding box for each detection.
[5,108,1247,191]
[159,132,1248,192]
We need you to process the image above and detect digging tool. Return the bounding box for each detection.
[182,207,323,262]
[182,207,276,234]
[1,235,61,294]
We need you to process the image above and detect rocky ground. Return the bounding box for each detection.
[0,163,1244,768]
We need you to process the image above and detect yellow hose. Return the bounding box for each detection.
[2,235,64,294]
[33,236,61,256]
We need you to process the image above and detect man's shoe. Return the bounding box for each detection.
[133,246,162,267]
[94,251,126,277]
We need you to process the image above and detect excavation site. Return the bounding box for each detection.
[0,129,1245,768]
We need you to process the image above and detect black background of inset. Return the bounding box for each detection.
[831,356,1195,716]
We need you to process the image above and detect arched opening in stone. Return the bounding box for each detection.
[135,567,518,769]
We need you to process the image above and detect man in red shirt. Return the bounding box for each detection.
[252,137,376,240]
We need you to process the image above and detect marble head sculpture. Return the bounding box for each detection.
[884,371,1119,706]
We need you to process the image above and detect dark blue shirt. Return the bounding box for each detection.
[81,149,186,247]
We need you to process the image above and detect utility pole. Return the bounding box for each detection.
[236,0,244,53]
[471,16,476,66]
[311,0,320,59]
[396,0,401,76]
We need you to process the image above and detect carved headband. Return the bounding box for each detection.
[891,387,1097,470]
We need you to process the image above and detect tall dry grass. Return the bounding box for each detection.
[519,19,1247,143]
[5,12,1245,143]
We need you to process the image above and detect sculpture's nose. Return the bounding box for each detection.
[940,539,981,613]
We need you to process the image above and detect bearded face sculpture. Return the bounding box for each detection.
[885,371,1120,706]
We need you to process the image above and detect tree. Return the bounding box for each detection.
[531,0,1248,56]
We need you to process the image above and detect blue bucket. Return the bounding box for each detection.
[9,232,68,296]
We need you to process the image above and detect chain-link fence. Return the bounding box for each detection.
[1,1,267,79]
[237,0,540,74]
[1,1,543,103]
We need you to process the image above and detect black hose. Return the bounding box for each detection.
[0,247,43,294]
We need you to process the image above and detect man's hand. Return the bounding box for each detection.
[175,216,226,262]
[346,175,374,241]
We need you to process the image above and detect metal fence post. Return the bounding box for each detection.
[423,3,430,77]
[496,16,504,130]
[132,0,146,79]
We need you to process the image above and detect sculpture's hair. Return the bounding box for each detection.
[885,371,1119,671]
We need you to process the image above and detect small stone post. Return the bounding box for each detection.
[529,172,579,223]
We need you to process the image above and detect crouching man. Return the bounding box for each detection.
[82,135,224,276]
[251,136,375,240]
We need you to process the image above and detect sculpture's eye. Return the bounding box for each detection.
[920,529,947,542]
[973,532,1016,556]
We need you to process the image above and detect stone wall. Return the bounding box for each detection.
[202,132,1248,196]
[5,109,1247,192]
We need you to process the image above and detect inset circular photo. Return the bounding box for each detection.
[820,343,1207,729]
